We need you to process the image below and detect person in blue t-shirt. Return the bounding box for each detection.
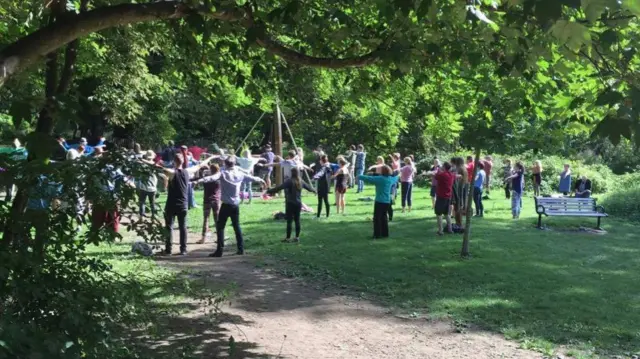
[473,162,486,217]
[358,165,399,239]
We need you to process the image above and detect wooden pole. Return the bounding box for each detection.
[274,101,283,186]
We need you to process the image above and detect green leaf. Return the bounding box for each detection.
[622,0,640,16]
[595,89,623,106]
[582,0,615,23]
[416,0,433,19]
[469,6,500,31]
[550,20,591,51]
[535,0,562,24]
[599,29,617,49]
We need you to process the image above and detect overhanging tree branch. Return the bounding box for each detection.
[0,1,383,86]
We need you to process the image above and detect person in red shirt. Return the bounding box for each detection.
[483,155,493,195]
[428,162,457,235]
[466,156,475,183]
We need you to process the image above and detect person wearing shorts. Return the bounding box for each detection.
[332,157,349,214]
[431,162,456,235]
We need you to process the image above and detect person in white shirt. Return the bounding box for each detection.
[236,149,264,204]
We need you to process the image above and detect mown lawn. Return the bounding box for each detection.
[151,185,640,358]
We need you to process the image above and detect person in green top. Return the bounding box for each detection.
[358,165,400,239]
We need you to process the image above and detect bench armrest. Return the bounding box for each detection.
[596,205,606,214]
[536,204,546,216]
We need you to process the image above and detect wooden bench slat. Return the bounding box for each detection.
[546,213,607,217]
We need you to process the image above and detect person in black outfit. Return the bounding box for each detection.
[574,175,592,198]
[312,154,332,218]
[267,168,316,242]
[152,153,214,255]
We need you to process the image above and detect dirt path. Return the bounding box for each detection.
[154,243,543,359]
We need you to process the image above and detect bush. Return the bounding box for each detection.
[600,172,640,221]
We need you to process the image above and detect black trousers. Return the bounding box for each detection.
[388,201,394,221]
[373,201,390,238]
[286,202,302,238]
[317,192,330,218]
[216,203,244,253]
[504,183,511,199]
[401,182,413,208]
[165,208,187,253]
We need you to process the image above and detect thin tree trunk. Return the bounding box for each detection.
[461,147,481,258]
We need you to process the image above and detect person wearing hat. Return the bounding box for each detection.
[136,150,159,219]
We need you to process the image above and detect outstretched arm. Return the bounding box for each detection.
[302,181,316,194]
[266,180,289,195]
[193,172,222,184]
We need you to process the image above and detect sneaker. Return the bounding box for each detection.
[236,250,245,255]
[197,237,206,244]
[281,238,291,243]
[179,251,187,256]
[209,251,223,257]
[293,237,300,243]
[158,249,172,256]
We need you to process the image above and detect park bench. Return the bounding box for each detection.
[535,197,608,229]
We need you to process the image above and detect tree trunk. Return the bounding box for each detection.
[0,2,382,86]
[461,147,481,258]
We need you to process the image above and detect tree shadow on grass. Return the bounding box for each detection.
[233,208,640,355]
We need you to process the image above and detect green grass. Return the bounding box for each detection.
[168,185,639,358]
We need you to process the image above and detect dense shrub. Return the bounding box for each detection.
[600,172,640,221]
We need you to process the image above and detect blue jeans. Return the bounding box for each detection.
[356,168,365,192]
[511,191,522,217]
[241,181,253,202]
[188,183,197,208]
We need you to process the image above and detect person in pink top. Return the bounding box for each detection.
[390,153,401,171]
[400,157,415,213]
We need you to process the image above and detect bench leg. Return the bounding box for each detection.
[537,214,542,229]
[596,217,602,231]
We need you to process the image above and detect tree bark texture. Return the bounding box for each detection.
[461,147,481,258]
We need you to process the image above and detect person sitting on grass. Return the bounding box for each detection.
[574,175,592,198]
[427,162,458,235]
[358,165,399,239]
[267,168,316,243]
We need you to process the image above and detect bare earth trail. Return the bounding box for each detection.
[154,242,543,359]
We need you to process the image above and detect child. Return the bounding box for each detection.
[332,157,350,214]
[355,144,366,193]
[236,149,262,204]
[312,154,332,218]
[428,162,456,235]
[194,164,221,244]
[502,159,513,199]
[267,168,316,243]
[559,164,572,196]
[400,157,415,213]
[359,165,399,239]
[506,162,525,219]
[532,160,543,197]
[473,162,486,217]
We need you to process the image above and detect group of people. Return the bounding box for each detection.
[5,134,600,256]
